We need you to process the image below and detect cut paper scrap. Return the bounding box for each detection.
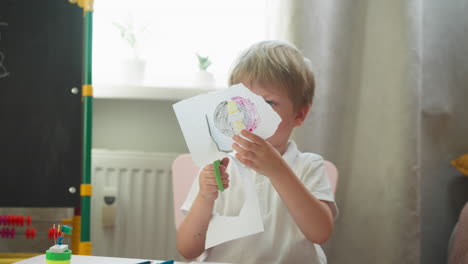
[173,83,282,167]
[204,157,264,249]
[180,157,264,250]
[173,83,281,248]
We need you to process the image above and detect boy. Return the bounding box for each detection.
[177,40,338,263]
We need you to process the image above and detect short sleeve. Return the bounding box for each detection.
[298,154,339,218]
[180,168,202,215]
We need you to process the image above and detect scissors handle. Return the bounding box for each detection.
[213,160,224,192]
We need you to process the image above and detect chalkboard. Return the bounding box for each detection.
[0,0,83,207]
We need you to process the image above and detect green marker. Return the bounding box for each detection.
[213,160,224,192]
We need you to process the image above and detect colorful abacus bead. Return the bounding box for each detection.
[27,228,32,239]
[2,228,10,238]
[26,228,36,239]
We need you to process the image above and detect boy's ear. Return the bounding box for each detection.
[294,104,311,126]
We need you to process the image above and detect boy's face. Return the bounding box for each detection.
[244,80,310,155]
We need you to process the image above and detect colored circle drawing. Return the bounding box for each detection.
[213,96,259,137]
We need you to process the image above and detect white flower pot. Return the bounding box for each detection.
[195,70,215,87]
[121,58,146,85]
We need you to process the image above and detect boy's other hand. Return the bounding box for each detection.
[198,157,230,201]
[232,130,289,179]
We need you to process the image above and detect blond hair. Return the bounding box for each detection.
[229,40,315,111]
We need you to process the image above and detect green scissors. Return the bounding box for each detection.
[206,115,232,192]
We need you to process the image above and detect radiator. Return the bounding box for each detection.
[91,149,180,260]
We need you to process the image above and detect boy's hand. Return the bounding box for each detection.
[198,157,230,201]
[232,130,289,178]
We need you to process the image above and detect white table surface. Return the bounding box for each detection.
[13,255,186,264]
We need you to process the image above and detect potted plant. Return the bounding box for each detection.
[113,17,147,85]
[195,53,215,87]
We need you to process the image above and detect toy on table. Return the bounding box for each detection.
[46,224,73,264]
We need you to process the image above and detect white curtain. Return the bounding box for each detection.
[268,0,468,263]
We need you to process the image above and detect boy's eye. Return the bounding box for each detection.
[265,100,277,106]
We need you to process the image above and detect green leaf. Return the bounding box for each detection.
[112,22,126,33]
[196,53,212,70]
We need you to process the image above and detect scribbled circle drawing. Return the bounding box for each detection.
[213,96,259,137]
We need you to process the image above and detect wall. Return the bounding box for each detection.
[93,99,188,153]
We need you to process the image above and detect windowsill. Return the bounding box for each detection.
[94,84,224,101]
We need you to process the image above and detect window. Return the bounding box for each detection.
[93,0,269,88]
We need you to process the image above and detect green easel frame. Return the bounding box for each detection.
[69,0,93,255]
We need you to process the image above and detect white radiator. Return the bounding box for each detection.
[91,149,180,260]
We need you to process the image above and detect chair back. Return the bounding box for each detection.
[172,154,200,229]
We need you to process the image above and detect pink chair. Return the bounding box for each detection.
[172,154,200,229]
[172,154,339,229]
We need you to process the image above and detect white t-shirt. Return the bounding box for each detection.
[181,141,338,264]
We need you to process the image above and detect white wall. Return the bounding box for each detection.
[92,99,188,153]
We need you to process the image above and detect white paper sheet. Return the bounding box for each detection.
[173,83,281,167]
[204,157,264,249]
[173,83,282,248]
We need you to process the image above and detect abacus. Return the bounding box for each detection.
[0,215,36,239]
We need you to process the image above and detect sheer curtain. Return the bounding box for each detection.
[268,0,468,263]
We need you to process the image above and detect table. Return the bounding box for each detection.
[13,255,231,264]
[13,255,186,264]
